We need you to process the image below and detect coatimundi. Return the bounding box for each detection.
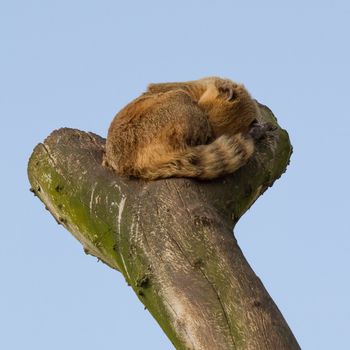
[104,77,264,180]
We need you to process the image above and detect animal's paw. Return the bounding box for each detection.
[249,122,276,141]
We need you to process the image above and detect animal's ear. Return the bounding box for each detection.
[147,82,185,94]
[146,83,159,92]
[147,82,169,93]
[146,83,156,92]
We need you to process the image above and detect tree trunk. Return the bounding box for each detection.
[27,103,300,350]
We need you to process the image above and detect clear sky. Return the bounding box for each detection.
[1,1,349,349]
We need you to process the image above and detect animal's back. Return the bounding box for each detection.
[105,89,211,177]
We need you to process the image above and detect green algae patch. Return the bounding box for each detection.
[28,142,122,271]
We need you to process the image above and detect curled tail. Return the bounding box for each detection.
[139,134,254,180]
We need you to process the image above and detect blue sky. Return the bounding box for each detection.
[1,1,349,349]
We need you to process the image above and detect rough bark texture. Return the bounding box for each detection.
[27,103,300,350]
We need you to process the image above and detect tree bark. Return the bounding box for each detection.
[27,103,300,350]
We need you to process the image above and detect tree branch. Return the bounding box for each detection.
[27,103,300,350]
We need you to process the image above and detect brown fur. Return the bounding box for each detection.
[104,77,259,180]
